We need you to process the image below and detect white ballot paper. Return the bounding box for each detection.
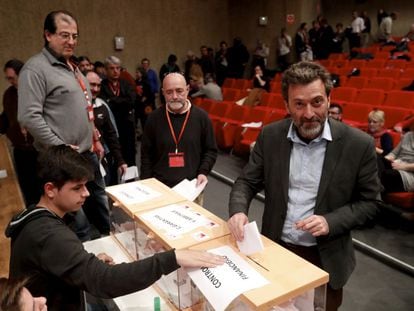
[140,204,212,237]
[237,221,265,255]
[172,178,207,201]
[106,182,161,205]
[121,165,139,182]
[187,245,269,311]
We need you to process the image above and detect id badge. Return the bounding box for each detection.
[168,152,185,167]
[87,105,94,121]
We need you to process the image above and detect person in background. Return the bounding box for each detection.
[215,41,229,86]
[367,109,393,156]
[349,11,365,50]
[191,73,223,101]
[227,61,380,311]
[328,103,343,121]
[77,56,92,75]
[243,65,270,107]
[94,61,106,79]
[141,58,159,101]
[0,277,47,311]
[1,59,41,205]
[378,12,397,43]
[277,27,292,72]
[141,73,217,205]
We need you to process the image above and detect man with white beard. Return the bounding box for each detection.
[140,73,217,204]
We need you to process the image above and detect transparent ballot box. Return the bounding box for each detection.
[133,200,230,310]
[188,235,329,311]
[106,178,186,259]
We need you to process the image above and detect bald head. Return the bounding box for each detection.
[86,71,101,99]
[162,73,189,113]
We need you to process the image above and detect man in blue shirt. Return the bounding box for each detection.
[228,61,380,311]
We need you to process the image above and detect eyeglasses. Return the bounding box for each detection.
[56,32,79,41]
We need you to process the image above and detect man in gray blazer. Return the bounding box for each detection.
[228,61,381,311]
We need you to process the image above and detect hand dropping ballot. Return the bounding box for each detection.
[186,246,269,311]
[172,178,207,201]
[237,221,264,255]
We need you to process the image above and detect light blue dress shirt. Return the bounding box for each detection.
[281,120,332,246]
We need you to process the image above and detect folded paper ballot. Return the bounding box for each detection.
[237,221,264,255]
[172,178,207,201]
[121,165,139,182]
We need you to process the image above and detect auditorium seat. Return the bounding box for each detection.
[383,91,414,109]
[365,59,386,69]
[349,59,367,69]
[399,68,414,80]
[366,77,395,91]
[222,78,236,88]
[331,86,358,102]
[384,192,414,210]
[380,106,413,129]
[270,81,282,93]
[208,101,233,130]
[359,68,378,78]
[198,98,216,113]
[215,105,251,149]
[344,76,368,89]
[354,89,386,106]
[385,60,407,70]
[377,68,401,79]
[233,79,252,90]
[222,88,241,101]
[373,51,391,59]
[342,102,373,129]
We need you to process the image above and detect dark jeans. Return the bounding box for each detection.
[73,151,110,240]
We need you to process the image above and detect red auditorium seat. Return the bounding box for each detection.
[373,51,391,59]
[384,192,414,209]
[215,105,251,149]
[348,59,367,68]
[342,102,373,129]
[385,60,407,70]
[222,78,236,88]
[376,68,401,79]
[366,77,395,92]
[331,86,358,102]
[354,89,385,106]
[344,76,368,89]
[208,101,233,129]
[394,79,413,90]
[233,79,252,90]
[222,88,241,101]
[198,98,216,113]
[359,68,378,78]
[270,81,282,93]
[364,59,386,69]
[380,106,413,129]
[383,91,414,109]
[399,68,414,80]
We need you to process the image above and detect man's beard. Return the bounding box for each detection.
[167,100,186,112]
[296,117,325,140]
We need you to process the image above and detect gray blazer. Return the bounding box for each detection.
[229,118,381,289]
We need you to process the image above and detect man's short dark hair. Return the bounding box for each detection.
[167,54,177,64]
[4,59,24,75]
[43,10,78,47]
[37,145,93,191]
[282,61,333,102]
[330,103,343,114]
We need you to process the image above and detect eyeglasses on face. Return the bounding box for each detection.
[56,32,79,41]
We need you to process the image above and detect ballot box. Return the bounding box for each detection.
[106,178,186,260]
[187,235,329,311]
[133,200,231,310]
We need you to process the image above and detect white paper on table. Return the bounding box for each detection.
[140,203,211,236]
[106,182,161,205]
[241,121,263,128]
[237,221,264,255]
[121,165,139,182]
[172,178,207,201]
[186,245,269,311]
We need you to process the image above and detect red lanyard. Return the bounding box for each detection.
[75,72,94,122]
[166,107,191,153]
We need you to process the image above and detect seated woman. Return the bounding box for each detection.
[380,129,414,193]
[243,65,270,107]
[0,277,47,310]
[367,109,393,156]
